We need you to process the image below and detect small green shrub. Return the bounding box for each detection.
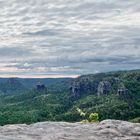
[89,113,99,122]
[77,108,99,123]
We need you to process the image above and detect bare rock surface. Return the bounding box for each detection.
[97,81,111,96]
[0,120,140,140]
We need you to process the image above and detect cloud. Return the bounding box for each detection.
[0,0,140,77]
[0,47,35,58]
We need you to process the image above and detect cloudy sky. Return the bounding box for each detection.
[0,0,140,78]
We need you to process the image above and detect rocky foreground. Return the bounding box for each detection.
[0,120,140,140]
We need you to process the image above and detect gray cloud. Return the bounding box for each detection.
[0,47,35,57]
[0,0,140,77]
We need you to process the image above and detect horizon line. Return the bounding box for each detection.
[0,69,139,79]
[0,75,79,79]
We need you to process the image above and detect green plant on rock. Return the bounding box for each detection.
[76,108,99,123]
[76,108,87,123]
[89,113,99,122]
[76,108,86,117]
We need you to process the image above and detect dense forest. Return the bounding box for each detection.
[0,70,140,125]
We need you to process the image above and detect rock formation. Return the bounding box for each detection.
[70,77,98,98]
[69,74,131,99]
[117,82,129,99]
[97,81,111,96]
[0,120,139,140]
[117,88,129,96]
[36,82,46,91]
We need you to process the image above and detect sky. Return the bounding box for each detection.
[0,0,140,78]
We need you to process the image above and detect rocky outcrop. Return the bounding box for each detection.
[117,88,129,95]
[0,120,139,140]
[36,83,46,91]
[70,74,130,99]
[117,82,130,99]
[97,81,111,96]
[70,76,98,98]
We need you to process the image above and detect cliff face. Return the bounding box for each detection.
[0,120,140,140]
[97,81,111,96]
[70,70,140,98]
[70,76,98,98]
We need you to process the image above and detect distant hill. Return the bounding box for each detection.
[0,78,25,94]
[0,77,73,94]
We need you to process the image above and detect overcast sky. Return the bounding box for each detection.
[0,0,140,78]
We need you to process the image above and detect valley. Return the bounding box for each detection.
[0,70,139,125]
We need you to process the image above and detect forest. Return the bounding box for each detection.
[0,70,139,125]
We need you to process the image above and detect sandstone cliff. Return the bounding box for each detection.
[69,71,135,98]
